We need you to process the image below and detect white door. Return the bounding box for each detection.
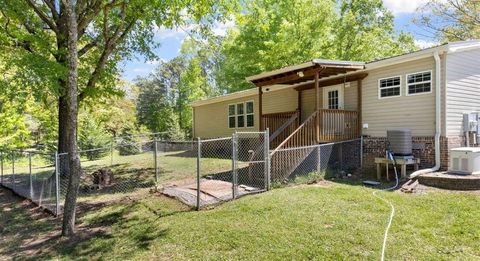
[322,85,345,138]
[323,85,344,110]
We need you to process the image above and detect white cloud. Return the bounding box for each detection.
[132,68,150,73]
[146,58,166,65]
[382,0,430,14]
[211,16,236,36]
[154,25,191,40]
[415,39,438,49]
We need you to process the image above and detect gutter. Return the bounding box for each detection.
[410,51,442,178]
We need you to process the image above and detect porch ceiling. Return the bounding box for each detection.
[246,59,365,87]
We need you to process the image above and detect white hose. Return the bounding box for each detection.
[372,152,399,261]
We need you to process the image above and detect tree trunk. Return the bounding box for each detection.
[58,94,69,153]
[61,0,82,237]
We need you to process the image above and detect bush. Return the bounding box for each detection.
[79,118,111,160]
[117,127,141,156]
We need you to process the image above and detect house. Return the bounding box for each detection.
[192,40,480,171]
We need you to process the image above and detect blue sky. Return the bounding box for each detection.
[121,0,436,81]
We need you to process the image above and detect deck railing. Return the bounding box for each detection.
[271,109,359,152]
[272,110,319,152]
[262,110,300,148]
[269,109,359,181]
[319,109,359,142]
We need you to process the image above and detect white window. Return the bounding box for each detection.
[245,101,254,127]
[379,76,401,98]
[228,101,254,128]
[407,71,432,95]
[228,104,236,128]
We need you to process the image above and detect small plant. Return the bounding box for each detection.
[293,171,325,185]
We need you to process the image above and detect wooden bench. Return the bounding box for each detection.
[375,157,420,180]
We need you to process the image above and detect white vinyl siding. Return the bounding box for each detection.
[445,48,480,136]
[362,57,436,137]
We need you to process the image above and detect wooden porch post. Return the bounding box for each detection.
[357,79,362,136]
[259,86,263,131]
[297,90,302,122]
[315,72,320,143]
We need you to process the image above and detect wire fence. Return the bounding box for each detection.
[0,134,362,216]
[270,138,362,184]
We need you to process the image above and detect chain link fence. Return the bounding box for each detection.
[270,138,362,184]
[162,131,270,209]
[1,133,362,216]
[0,149,60,215]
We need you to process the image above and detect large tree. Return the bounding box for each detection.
[415,0,480,41]
[215,0,417,92]
[0,0,234,236]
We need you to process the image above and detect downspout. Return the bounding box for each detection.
[410,51,442,178]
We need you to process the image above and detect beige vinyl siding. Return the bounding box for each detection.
[362,57,436,137]
[300,89,319,121]
[262,87,298,114]
[445,48,480,136]
[193,86,298,138]
[300,83,358,121]
[344,81,358,111]
[194,95,259,138]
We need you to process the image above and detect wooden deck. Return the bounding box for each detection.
[263,109,360,151]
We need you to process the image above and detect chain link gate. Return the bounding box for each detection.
[161,131,270,209]
[232,131,270,199]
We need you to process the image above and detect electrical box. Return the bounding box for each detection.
[463,112,479,132]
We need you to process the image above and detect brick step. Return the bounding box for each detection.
[417,172,480,190]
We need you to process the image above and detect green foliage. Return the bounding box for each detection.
[415,0,480,41]
[0,100,30,149]
[215,0,417,92]
[118,127,141,156]
[78,117,112,160]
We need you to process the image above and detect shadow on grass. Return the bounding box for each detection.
[0,186,185,260]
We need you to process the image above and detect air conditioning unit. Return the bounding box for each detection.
[449,147,480,175]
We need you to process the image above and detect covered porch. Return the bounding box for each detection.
[246,59,367,150]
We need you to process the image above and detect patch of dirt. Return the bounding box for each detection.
[293,180,333,189]
[0,187,126,259]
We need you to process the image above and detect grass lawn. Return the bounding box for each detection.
[1,182,479,260]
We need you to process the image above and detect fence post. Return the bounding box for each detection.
[232,132,238,199]
[264,129,270,191]
[154,138,159,185]
[54,152,60,216]
[317,146,321,174]
[196,137,201,211]
[12,152,15,190]
[29,153,33,199]
[339,142,343,171]
[0,151,3,185]
[360,136,364,168]
[110,139,114,166]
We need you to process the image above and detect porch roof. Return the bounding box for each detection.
[246,59,365,87]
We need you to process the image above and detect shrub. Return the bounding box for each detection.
[117,127,141,156]
[79,118,111,160]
